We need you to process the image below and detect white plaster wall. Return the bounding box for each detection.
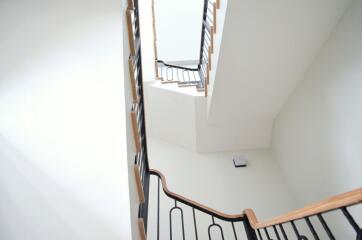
[0,0,134,239]
[154,0,204,62]
[139,0,156,82]
[206,0,228,110]
[144,82,198,151]
[146,137,297,239]
[273,0,362,237]
[207,0,352,149]
[144,85,272,153]
[196,98,272,152]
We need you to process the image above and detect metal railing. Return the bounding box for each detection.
[154,0,220,96]
[148,169,257,240]
[126,0,150,235]
[147,169,362,240]
[126,1,362,239]
[248,189,362,240]
[156,60,204,90]
[253,206,362,240]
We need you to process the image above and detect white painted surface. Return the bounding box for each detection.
[0,1,134,239]
[144,84,271,152]
[195,98,272,152]
[206,0,228,108]
[208,0,352,148]
[139,0,156,82]
[273,0,362,237]
[144,82,198,151]
[154,0,204,62]
[146,137,297,239]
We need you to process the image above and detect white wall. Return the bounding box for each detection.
[273,0,362,237]
[206,0,228,108]
[144,84,272,152]
[139,0,156,82]
[144,82,198,151]
[0,1,134,239]
[207,0,352,149]
[154,0,204,62]
[196,97,272,152]
[146,137,297,239]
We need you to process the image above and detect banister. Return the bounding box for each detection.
[150,169,245,221]
[127,0,362,237]
[252,188,362,229]
[150,168,362,230]
[126,9,136,55]
[156,60,198,71]
[155,0,219,96]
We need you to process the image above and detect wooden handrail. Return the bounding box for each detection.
[150,169,244,221]
[213,3,217,33]
[134,164,145,203]
[250,187,362,229]
[130,110,141,152]
[138,218,147,240]
[128,57,139,103]
[126,9,136,56]
[127,0,133,8]
[150,169,362,229]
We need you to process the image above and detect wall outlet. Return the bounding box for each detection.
[233,155,248,168]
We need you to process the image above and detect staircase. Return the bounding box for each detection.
[125,0,362,239]
[152,0,221,96]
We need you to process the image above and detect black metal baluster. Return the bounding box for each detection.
[169,200,186,240]
[169,204,172,240]
[193,71,197,82]
[157,177,160,240]
[273,225,281,240]
[317,214,335,240]
[341,207,361,233]
[208,216,225,240]
[188,71,192,83]
[244,217,258,240]
[160,64,164,79]
[182,70,186,83]
[257,229,263,240]
[264,228,272,240]
[198,0,208,68]
[291,221,302,239]
[192,208,198,240]
[279,224,288,240]
[305,217,320,240]
[231,222,237,240]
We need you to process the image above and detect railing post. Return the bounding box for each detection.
[244,217,258,240]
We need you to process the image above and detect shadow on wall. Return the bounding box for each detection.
[0,135,120,240]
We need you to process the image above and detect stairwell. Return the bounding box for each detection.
[125,0,362,239]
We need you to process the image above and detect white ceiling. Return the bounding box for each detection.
[208,0,352,141]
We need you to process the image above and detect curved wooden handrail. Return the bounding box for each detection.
[150,169,362,229]
[149,169,245,221]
